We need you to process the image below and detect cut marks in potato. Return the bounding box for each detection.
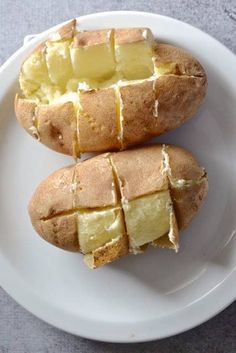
[71,29,116,81]
[19,26,158,102]
[73,155,118,209]
[84,234,129,269]
[17,25,207,156]
[78,207,126,254]
[78,88,121,152]
[122,190,172,252]
[118,80,159,147]
[40,212,79,252]
[115,28,156,80]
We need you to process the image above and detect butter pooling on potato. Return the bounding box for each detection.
[28,144,208,268]
[15,19,207,157]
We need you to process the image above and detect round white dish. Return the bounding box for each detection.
[0,11,236,343]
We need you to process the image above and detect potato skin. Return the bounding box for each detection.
[15,95,38,139]
[78,88,121,152]
[36,102,77,156]
[39,213,79,252]
[170,181,208,230]
[28,144,208,267]
[120,81,160,148]
[15,22,207,156]
[154,75,207,134]
[154,43,206,77]
[29,165,75,222]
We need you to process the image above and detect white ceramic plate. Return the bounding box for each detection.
[0,11,236,343]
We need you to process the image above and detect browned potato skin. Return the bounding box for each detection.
[28,144,208,267]
[36,102,76,156]
[120,81,160,148]
[154,75,207,135]
[167,145,206,180]
[15,21,207,156]
[39,213,79,252]
[73,28,112,47]
[154,43,206,77]
[29,165,75,222]
[170,182,208,230]
[15,95,37,138]
[78,88,121,152]
[32,19,76,55]
[85,234,129,268]
[110,145,168,200]
[73,154,118,208]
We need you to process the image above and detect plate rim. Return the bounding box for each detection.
[0,10,236,343]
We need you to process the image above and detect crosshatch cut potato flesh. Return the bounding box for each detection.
[15,19,207,156]
[28,144,208,268]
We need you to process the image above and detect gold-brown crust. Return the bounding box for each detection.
[84,234,129,268]
[78,88,120,152]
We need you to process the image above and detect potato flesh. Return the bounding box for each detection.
[123,191,171,249]
[71,44,116,81]
[46,41,73,87]
[116,42,154,80]
[19,74,39,97]
[20,49,62,103]
[20,51,50,97]
[78,207,125,254]
[30,85,62,105]
[20,32,156,101]
[78,189,172,255]
[21,50,49,83]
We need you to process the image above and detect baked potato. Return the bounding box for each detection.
[15,19,207,157]
[29,144,208,268]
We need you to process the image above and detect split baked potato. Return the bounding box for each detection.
[29,144,208,268]
[15,20,207,157]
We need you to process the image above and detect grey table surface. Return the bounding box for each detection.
[0,0,236,352]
